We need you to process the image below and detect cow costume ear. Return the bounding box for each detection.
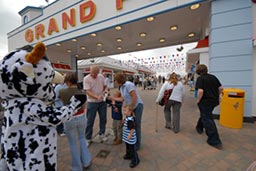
[25,42,45,65]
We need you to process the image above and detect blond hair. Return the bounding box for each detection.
[170,72,178,85]
[113,89,121,97]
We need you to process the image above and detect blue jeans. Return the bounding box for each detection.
[85,101,107,139]
[196,103,222,146]
[64,114,91,171]
[133,103,143,150]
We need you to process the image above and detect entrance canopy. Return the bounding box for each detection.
[9,0,210,62]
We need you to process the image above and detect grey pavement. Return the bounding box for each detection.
[57,85,256,171]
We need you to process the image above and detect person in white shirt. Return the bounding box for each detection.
[156,73,185,133]
[83,66,109,143]
[103,72,111,90]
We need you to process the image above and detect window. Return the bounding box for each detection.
[23,16,28,24]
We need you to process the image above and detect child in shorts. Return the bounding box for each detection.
[108,90,123,145]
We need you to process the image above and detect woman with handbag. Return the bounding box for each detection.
[156,73,185,133]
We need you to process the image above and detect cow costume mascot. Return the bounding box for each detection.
[0,42,86,171]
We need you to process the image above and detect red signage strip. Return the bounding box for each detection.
[52,63,71,70]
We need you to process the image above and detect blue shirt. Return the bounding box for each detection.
[120,81,143,109]
[111,101,123,120]
[54,83,67,108]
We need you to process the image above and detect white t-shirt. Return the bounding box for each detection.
[83,74,106,102]
[156,81,185,103]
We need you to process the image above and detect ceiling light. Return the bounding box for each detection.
[115,26,122,30]
[190,3,200,10]
[170,25,178,31]
[116,38,122,42]
[87,52,91,55]
[72,39,77,42]
[136,43,142,47]
[159,38,166,43]
[117,46,122,50]
[56,43,61,47]
[146,17,154,22]
[80,46,86,50]
[140,32,147,37]
[101,49,105,53]
[75,54,79,58]
[67,49,72,53]
[188,33,195,37]
[91,33,97,37]
[96,42,103,46]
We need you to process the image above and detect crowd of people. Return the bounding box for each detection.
[0,63,224,170]
[55,65,144,170]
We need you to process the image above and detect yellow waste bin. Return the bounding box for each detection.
[220,88,245,129]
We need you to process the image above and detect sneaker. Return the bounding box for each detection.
[196,127,203,134]
[83,162,91,170]
[130,159,140,168]
[113,139,122,145]
[99,134,108,142]
[165,126,171,130]
[59,133,66,137]
[86,139,92,147]
[210,143,223,150]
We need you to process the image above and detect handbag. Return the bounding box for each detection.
[158,89,173,106]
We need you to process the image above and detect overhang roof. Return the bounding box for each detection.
[46,1,210,61]
[186,36,209,64]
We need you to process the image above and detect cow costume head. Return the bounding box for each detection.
[0,42,63,101]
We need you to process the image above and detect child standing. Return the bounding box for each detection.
[122,105,140,168]
[108,90,123,145]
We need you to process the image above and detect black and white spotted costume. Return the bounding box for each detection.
[0,42,86,171]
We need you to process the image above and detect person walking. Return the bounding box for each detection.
[156,73,185,133]
[195,64,223,149]
[83,65,108,143]
[103,72,111,91]
[59,72,91,171]
[114,72,143,150]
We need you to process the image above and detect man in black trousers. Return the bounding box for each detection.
[195,64,223,150]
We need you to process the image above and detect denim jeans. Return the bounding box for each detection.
[196,103,222,146]
[133,103,143,150]
[85,101,107,139]
[64,114,91,171]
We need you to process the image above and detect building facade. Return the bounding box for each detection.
[7,0,256,120]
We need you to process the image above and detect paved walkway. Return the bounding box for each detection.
[57,85,256,171]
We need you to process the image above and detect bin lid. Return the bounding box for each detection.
[223,88,245,97]
[223,88,245,93]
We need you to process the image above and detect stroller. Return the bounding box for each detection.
[147,80,156,90]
